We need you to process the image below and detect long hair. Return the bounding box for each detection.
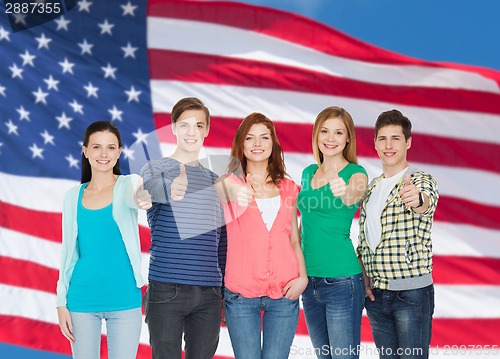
[227,112,286,185]
[312,106,358,166]
[81,121,123,184]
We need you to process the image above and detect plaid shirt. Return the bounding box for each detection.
[357,168,439,290]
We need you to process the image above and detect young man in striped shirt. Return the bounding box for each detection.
[141,97,227,359]
[357,109,439,358]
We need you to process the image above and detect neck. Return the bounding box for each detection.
[246,161,269,180]
[383,162,409,178]
[87,171,117,190]
[170,149,200,165]
[320,156,348,172]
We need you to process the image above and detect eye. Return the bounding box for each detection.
[336,131,344,135]
[245,137,253,141]
[320,129,328,134]
[262,136,270,140]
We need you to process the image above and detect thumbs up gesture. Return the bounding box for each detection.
[170,163,188,201]
[135,177,152,210]
[236,173,253,207]
[329,165,347,197]
[399,174,420,207]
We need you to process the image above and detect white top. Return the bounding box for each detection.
[255,195,281,231]
[365,167,407,252]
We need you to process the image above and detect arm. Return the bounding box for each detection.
[399,172,439,216]
[140,160,172,204]
[358,257,374,302]
[214,174,252,206]
[342,172,368,206]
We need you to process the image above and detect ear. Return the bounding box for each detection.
[205,125,210,137]
[406,136,412,150]
[171,123,177,136]
[118,147,123,157]
[82,145,88,158]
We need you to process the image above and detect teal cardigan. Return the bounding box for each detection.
[56,174,145,307]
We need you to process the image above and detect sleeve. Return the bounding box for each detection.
[412,171,439,217]
[140,159,172,204]
[124,174,140,209]
[56,190,74,307]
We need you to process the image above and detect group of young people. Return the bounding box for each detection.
[56,97,439,359]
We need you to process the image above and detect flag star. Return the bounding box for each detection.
[84,82,99,98]
[0,84,6,96]
[0,142,3,155]
[121,42,138,58]
[69,99,84,114]
[20,50,36,66]
[101,63,117,79]
[108,106,123,121]
[77,0,92,12]
[44,75,60,91]
[98,19,115,35]
[9,63,24,79]
[6,120,19,135]
[0,26,10,41]
[33,87,49,104]
[55,16,71,31]
[13,13,27,26]
[133,128,148,144]
[41,130,55,145]
[65,154,79,168]
[29,143,44,159]
[125,86,141,102]
[78,38,94,55]
[17,106,30,121]
[59,57,75,74]
[56,112,73,129]
[35,33,52,49]
[122,146,135,160]
[121,2,138,16]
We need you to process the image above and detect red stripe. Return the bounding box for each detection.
[0,256,57,293]
[149,49,500,115]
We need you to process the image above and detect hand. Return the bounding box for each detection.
[220,299,226,326]
[236,173,253,207]
[170,163,188,201]
[364,275,375,302]
[135,177,152,210]
[329,164,347,197]
[399,174,420,208]
[57,306,75,342]
[282,276,308,300]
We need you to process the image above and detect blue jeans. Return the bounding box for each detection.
[301,273,365,359]
[224,288,299,359]
[364,284,435,359]
[69,308,142,359]
[145,282,222,359]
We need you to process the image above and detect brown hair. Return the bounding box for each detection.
[171,97,210,126]
[312,106,358,166]
[227,112,286,185]
[375,109,412,140]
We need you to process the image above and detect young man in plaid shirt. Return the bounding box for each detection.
[357,109,439,358]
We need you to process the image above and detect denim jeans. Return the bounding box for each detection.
[301,273,365,359]
[364,284,435,359]
[69,308,142,359]
[144,282,222,359]
[224,288,299,359]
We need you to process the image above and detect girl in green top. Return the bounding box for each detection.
[298,106,368,359]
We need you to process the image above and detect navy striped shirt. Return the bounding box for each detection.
[141,157,227,287]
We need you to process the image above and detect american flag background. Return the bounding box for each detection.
[1,0,499,358]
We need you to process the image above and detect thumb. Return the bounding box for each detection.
[404,174,411,186]
[179,163,187,178]
[136,176,144,192]
[332,164,340,179]
[245,173,252,189]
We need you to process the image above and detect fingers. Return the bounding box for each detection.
[237,174,253,207]
[399,174,419,207]
[57,307,75,342]
[170,164,188,201]
[330,168,347,197]
[179,163,187,179]
[404,174,411,186]
[135,177,152,209]
[366,287,375,302]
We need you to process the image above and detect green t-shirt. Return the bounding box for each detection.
[298,162,367,277]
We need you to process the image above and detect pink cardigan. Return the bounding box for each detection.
[222,176,300,299]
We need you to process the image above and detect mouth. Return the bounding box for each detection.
[96,160,110,164]
[323,143,337,149]
[184,139,197,144]
[251,149,265,154]
[383,151,396,157]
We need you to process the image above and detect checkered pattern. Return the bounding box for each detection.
[357,170,439,290]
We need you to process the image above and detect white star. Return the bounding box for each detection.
[121,42,138,59]
[125,86,141,102]
[0,26,10,42]
[17,106,30,121]
[121,2,138,16]
[122,146,135,160]
[101,63,117,79]
[41,130,55,145]
[13,13,27,26]
[44,75,60,91]
[133,128,148,144]
[59,57,75,74]
[9,63,23,79]
[56,112,73,129]
[77,0,92,12]
[108,106,123,121]
[55,16,71,31]
[84,82,99,98]
[6,120,19,135]
[0,84,6,97]
[0,142,3,155]
[78,38,94,55]
[20,50,36,66]
[29,143,44,159]
[35,33,52,49]
[98,19,114,35]
[66,154,79,168]
[69,99,84,114]
[33,87,49,104]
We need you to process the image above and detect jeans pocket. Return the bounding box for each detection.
[148,282,179,304]
[396,288,423,306]
[324,276,351,285]
[223,288,241,303]
[212,286,222,298]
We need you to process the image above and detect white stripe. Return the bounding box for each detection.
[147,17,500,94]
[150,80,500,145]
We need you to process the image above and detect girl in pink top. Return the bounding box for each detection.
[216,113,308,359]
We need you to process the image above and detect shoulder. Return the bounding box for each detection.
[142,157,178,173]
[281,177,300,194]
[345,163,368,176]
[301,164,318,177]
[63,183,84,208]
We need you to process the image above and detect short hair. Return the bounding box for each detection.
[171,97,210,126]
[312,106,358,166]
[375,109,412,140]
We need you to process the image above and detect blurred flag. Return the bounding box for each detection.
[1,0,499,358]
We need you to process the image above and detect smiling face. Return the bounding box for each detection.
[243,123,273,163]
[375,125,411,176]
[316,117,349,160]
[172,109,209,154]
[82,131,122,175]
